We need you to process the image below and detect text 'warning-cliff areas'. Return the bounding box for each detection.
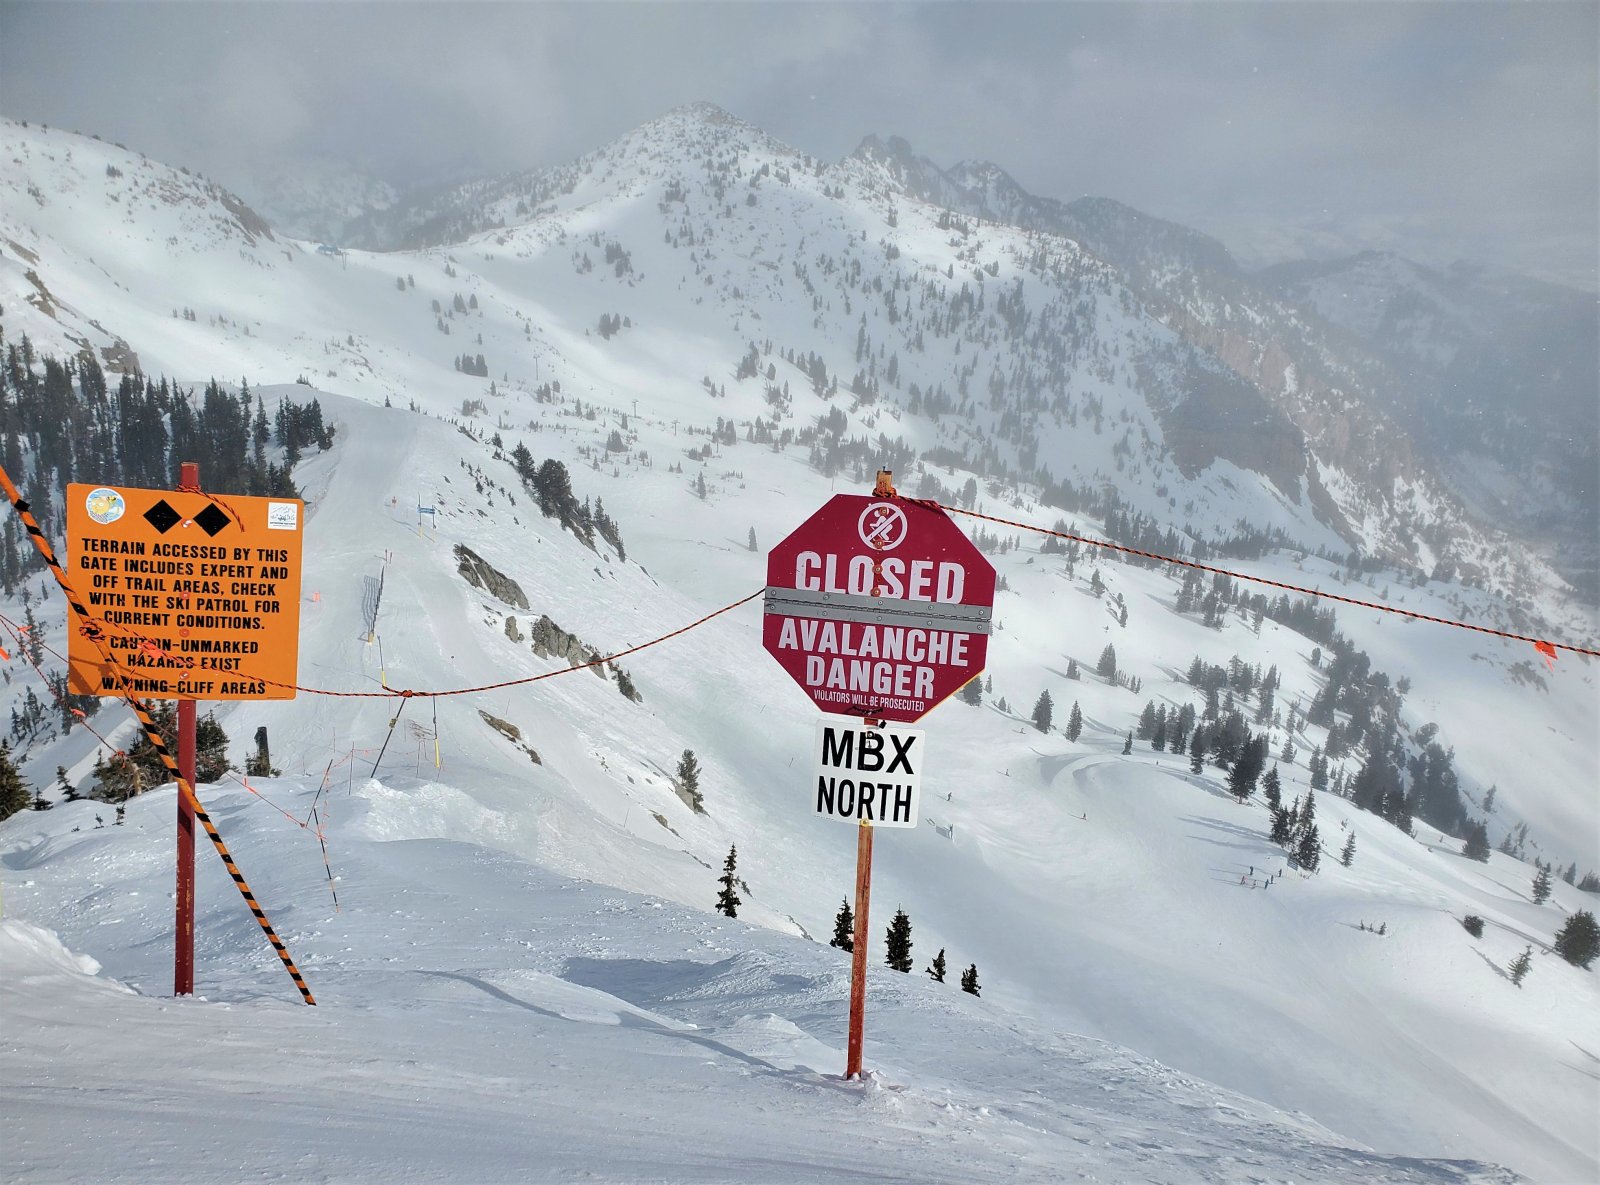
[66,484,305,700]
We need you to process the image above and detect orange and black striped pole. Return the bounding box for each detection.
[175,461,199,997]
[0,464,314,1004]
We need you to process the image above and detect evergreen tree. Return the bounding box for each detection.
[926,947,947,983]
[747,527,758,552]
[1151,707,1168,752]
[1298,788,1318,837]
[93,703,231,801]
[1461,821,1491,863]
[1508,945,1533,987]
[1309,746,1328,793]
[1296,822,1322,873]
[1553,910,1599,969]
[1169,704,1193,753]
[1340,831,1356,867]
[960,963,980,996]
[1121,731,1132,756]
[1066,700,1083,742]
[1228,734,1266,804]
[676,749,704,813]
[1251,679,1275,725]
[1136,700,1157,740]
[1188,726,1206,775]
[1270,804,1293,846]
[1031,690,1053,734]
[1532,866,1553,905]
[716,846,740,918]
[195,712,232,782]
[22,602,44,666]
[1066,658,1079,680]
[0,742,29,822]
[1261,765,1282,813]
[830,899,854,951]
[958,676,982,706]
[885,908,913,972]
[1096,643,1117,679]
[55,765,80,802]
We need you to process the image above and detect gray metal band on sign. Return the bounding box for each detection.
[764,586,992,633]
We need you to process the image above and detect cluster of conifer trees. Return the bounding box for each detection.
[0,333,331,595]
[508,443,627,560]
[828,900,980,996]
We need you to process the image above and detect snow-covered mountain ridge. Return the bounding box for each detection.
[4,106,1588,617]
[837,135,1598,600]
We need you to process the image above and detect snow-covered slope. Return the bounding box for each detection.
[3,110,1598,1183]
[3,391,1597,1182]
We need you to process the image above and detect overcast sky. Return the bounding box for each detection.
[3,2,1595,287]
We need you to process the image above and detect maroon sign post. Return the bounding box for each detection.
[764,472,996,1079]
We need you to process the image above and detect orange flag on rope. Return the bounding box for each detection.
[1534,640,1558,671]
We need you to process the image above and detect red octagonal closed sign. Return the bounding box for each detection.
[763,495,996,723]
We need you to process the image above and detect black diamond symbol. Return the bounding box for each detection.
[194,504,231,537]
[143,499,181,534]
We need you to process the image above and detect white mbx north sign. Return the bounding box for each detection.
[813,720,924,827]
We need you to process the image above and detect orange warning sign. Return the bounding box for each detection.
[66,483,304,700]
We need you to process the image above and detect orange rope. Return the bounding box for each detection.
[224,770,308,830]
[911,498,1599,661]
[176,481,245,532]
[0,612,127,761]
[62,587,766,699]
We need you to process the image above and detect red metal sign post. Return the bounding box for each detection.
[175,461,198,997]
[845,817,873,1078]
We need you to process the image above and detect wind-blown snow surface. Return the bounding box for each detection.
[4,395,1597,1184]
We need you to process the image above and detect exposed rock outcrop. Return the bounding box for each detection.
[529,614,607,678]
[454,544,529,610]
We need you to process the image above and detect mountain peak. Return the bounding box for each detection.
[851,132,918,162]
[846,133,966,207]
[658,100,743,128]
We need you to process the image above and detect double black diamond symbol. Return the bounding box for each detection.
[143,499,232,537]
[143,500,180,533]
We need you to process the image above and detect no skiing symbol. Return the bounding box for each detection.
[858,502,907,551]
